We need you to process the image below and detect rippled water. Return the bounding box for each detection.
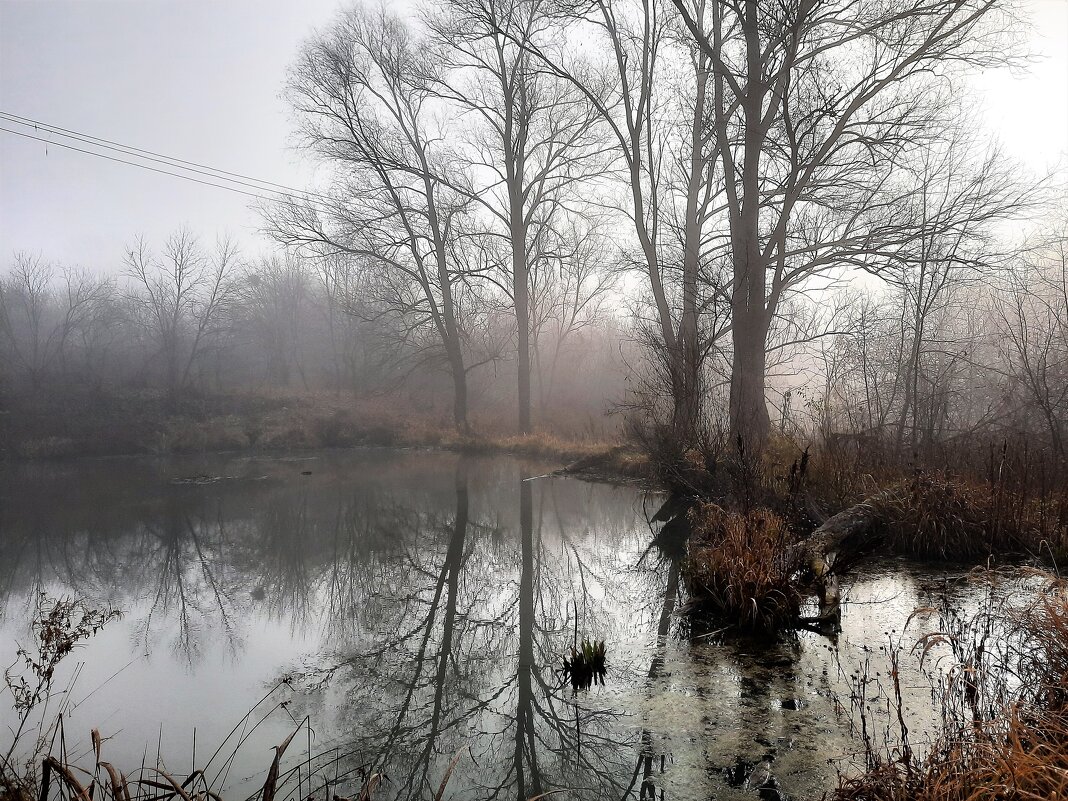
[0,450,986,800]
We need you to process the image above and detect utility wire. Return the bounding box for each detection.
[0,110,334,204]
[0,118,338,214]
[0,125,306,205]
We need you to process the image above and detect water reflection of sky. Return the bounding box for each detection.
[0,451,992,800]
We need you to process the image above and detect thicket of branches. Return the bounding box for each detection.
[1,0,1065,461]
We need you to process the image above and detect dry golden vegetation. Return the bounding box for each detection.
[868,474,1068,561]
[2,389,640,472]
[684,504,807,632]
[1,727,458,801]
[834,570,1068,801]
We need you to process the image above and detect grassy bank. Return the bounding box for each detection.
[665,433,1068,633]
[0,389,648,478]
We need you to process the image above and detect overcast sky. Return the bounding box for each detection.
[1,0,1066,272]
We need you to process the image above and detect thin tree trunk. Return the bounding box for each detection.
[677,45,710,440]
[511,191,532,435]
[447,344,470,435]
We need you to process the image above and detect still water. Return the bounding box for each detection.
[0,450,977,800]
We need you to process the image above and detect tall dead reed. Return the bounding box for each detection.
[833,569,1068,801]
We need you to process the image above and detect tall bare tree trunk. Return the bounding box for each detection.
[726,0,771,451]
[676,40,713,440]
[505,64,532,436]
[513,214,532,434]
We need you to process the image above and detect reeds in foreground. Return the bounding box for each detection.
[833,569,1068,801]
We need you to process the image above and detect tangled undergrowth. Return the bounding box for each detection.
[677,444,1068,637]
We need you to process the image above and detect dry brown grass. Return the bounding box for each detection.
[3,725,461,801]
[448,431,619,461]
[684,504,806,631]
[869,476,997,559]
[863,473,1068,561]
[834,571,1068,801]
[835,717,1068,801]
[4,388,637,477]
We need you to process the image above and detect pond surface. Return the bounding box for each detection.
[0,450,981,801]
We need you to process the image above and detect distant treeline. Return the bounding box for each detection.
[2,0,1067,464]
[0,237,631,444]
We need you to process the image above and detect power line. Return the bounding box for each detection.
[0,125,308,206]
[0,110,334,204]
[0,118,340,215]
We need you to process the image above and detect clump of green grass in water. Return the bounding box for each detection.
[684,504,806,632]
[562,639,607,693]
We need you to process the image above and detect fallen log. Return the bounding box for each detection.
[802,497,885,579]
[797,491,898,626]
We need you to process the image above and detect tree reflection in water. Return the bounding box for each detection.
[0,452,682,799]
[287,463,656,800]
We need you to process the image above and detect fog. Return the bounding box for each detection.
[5,5,1068,801]
[2,0,1066,458]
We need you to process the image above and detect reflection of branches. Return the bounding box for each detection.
[286,460,511,800]
[132,506,245,663]
[274,466,655,801]
[2,486,250,664]
[2,455,670,800]
[469,476,647,801]
[625,554,681,801]
[514,476,542,801]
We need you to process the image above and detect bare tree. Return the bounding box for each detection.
[124,228,238,402]
[426,0,608,434]
[877,134,1032,452]
[519,0,731,440]
[0,253,112,393]
[997,229,1068,458]
[236,253,312,390]
[275,6,480,432]
[528,221,618,416]
[670,0,1022,453]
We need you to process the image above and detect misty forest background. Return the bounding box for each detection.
[1,0,1066,465]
